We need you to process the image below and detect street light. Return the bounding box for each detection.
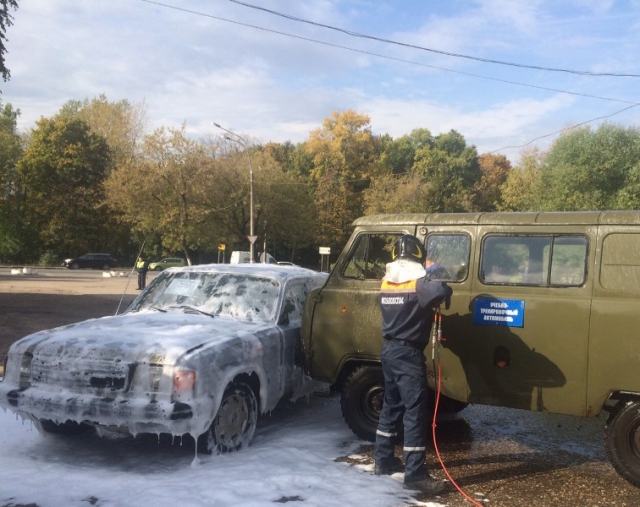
[213,123,255,263]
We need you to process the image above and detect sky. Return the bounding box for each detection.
[0,389,606,507]
[2,0,640,162]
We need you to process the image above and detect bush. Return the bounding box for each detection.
[38,251,61,267]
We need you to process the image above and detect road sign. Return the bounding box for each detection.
[319,247,331,255]
[218,243,226,251]
[247,235,259,245]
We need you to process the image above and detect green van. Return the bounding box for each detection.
[301,211,640,487]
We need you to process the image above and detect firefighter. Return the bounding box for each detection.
[135,255,149,290]
[374,234,452,495]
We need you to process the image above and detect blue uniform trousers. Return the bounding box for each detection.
[374,339,429,482]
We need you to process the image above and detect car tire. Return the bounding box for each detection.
[341,366,385,442]
[70,263,80,270]
[39,419,89,435]
[102,263,112,270]
[198,381,258,454]
[605,400,640,487]
[154,266,163,271]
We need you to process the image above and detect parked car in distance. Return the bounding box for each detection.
[148,257,186,271]
[63,253,117,270]
[0,264,328,455]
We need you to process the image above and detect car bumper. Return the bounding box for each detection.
[1,385,198,436]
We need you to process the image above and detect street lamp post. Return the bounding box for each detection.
[213,123,255,263]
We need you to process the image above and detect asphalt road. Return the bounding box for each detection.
[1,268,640,506]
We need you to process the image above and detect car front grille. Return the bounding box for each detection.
[31,361,131,393]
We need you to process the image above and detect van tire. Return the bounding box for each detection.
[341,366,385,442]
[340,365,469,442]
[605,400,640,487]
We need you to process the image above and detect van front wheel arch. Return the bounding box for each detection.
[605,400,640,487]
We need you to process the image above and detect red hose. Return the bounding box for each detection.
[431,310,484,507]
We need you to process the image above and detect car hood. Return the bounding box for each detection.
[9,311,270,366]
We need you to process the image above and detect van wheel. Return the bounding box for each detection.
[198,382,258,454]
[341,365,468,442]
[341,366,385,442]
[605,400,640,487]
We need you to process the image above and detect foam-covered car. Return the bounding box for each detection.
[0,264,327,453]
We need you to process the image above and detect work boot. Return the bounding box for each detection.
[403,475,446,495]
[374,456,403,475]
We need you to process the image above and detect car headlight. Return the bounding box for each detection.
[173,369,196,393]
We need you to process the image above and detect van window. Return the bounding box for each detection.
[425,234,471,282]
[481,235,587,287]
[342,233,399,280]
[600,233,640,293]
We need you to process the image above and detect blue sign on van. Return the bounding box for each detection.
[473,298,525,327]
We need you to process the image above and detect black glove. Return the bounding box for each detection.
[444,284,452,310]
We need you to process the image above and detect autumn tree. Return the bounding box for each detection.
[305,110,383,249]
[104,126,216,265]
[499,148,544,211]
[363,173,427,215]
[473,153,512,211]
[203,139,316,262]
[16,115,111,260]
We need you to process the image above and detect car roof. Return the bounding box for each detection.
[174,263,326,283]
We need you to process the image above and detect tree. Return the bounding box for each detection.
[499,148,544,211]
[379,128,433,175]
[0,0,18,85]
[305,110,383,249]
[104,126,215,265]
[473,153,512,211]
[363,173,427,215]
[0,99,27,260]
[60,95,147,169]
[536,123,640,211]
[413,130,480,212]
[16,115,111,259]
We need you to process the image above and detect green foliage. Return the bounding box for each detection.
[16,115,112,258]
[413,130,480,212]
[7,97,640,266]
[38,250,60,267]
[537,124,640,211]
[0,0,18,83]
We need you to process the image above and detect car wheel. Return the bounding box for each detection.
[605,400,640,487]
[102,263,112,270]
[199,381,258,454]
[39,419,89,435]
[155,266,163,271]
[70,263,80,270]
[341,366,385,442]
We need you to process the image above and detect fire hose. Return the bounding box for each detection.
[431,306,484,507]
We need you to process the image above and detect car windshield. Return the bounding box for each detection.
[128,270,281,321]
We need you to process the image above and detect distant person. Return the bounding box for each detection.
[374,234,452,495]
[135,255,149,290]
